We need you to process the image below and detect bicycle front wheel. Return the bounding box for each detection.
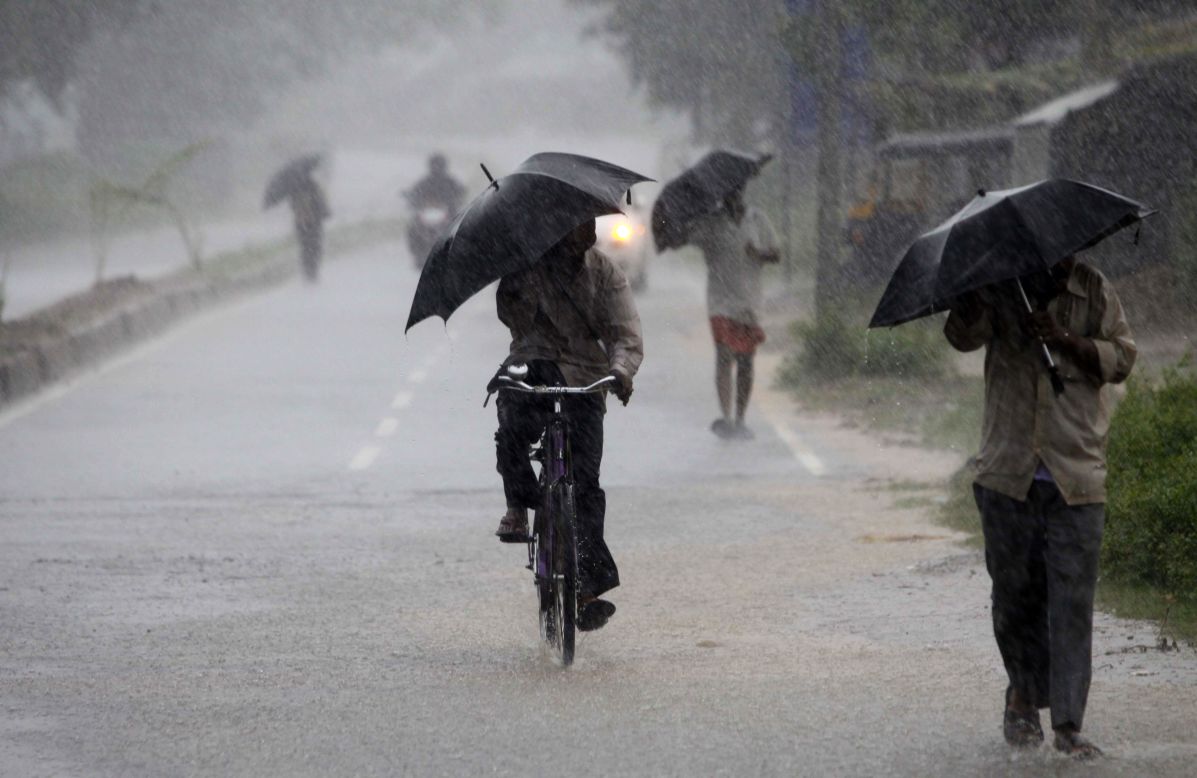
[539,481,578,665]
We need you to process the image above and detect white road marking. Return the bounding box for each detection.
[375,417,399,437]
[766,415,827,477]
[348,445,381,471]
[391,391,413,410]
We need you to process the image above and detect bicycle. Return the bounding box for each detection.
[492,368,615,666]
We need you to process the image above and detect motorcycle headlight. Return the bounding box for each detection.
[612,222,633,243]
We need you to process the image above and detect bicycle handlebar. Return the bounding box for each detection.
[493,375,616,395]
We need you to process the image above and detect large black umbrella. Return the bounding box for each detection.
[651,150,771,252]
[868,178,1153,392]
[263,153,322,209]
[405,152,652,332]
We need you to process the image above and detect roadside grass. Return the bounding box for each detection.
[1,217,404,339]
[195,217,403,282]
[1095,583,1197,646]
[779,368,982,456]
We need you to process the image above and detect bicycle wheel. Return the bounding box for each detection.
[537,482,578,665]
[551,481,578,665]
[535,505,558,651]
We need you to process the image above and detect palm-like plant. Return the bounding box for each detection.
[88,141,209,282]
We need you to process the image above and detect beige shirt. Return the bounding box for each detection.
[497,247,644,388]
[944,261,1136,505]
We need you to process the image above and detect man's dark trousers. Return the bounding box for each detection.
[298,222,323,281]
[975,481,1104,730]
[495,361,618,598]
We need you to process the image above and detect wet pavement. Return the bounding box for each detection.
[1,243,1195,776]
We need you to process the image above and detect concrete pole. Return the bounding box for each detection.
[813,0,844,316]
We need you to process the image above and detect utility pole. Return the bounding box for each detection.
[1080,0,1116,76]
[813,0,844,317]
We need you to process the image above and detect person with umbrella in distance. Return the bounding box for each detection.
[869,179,1149,759]
[406,153,650,632]
[652,150,778,439]
[264,154,331,282]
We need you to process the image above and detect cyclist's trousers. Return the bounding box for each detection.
[495,372,619,598]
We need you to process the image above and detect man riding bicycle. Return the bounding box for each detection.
[491,219,643,633]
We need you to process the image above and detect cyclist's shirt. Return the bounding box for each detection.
[497,248,643,387]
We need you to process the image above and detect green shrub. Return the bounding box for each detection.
[1103,363,1197,601]
[777,311,865,386]
[862,320,952,379]
[777,312,952,388]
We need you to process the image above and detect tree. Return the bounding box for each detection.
[89,142,210,279]
[811,2,844,316]
[571,0,787,147]
[74,0,478,169]
[0,1,143,106]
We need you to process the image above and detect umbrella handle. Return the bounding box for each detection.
[1015,278,1065,396]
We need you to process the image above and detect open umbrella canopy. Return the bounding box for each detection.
[651,150,771,252]
[405,152,652,332]
[263,153,322,209]
[868,179,1154,328]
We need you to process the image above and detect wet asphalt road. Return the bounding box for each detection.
[1,243,1195,776]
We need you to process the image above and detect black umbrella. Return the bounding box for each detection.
[405,152,652,332]
[651,150,771,252]
[263,153,322,209]
[868,178,1153,392]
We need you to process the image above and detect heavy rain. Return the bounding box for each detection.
[1,0,1195,775]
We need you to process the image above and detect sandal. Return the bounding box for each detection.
[1053,728,1103,760]
[495,508,529,543]
[1003,686,1043,747]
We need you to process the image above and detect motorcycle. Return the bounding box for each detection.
[406,204,451,270]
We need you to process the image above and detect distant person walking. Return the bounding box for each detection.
[289,175,330,282]
[944,255,1136,759]
[688,188,779,439]
[263,154,331,283]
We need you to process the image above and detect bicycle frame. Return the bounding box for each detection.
[530,411,569,581]
[494,372,614,665]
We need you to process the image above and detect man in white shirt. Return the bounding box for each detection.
[687,189,779,439]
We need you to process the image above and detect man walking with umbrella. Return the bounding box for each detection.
[652,151,778,439]
[869,180,1148,759]
[945,255,1134,759]
[264,155,331,282]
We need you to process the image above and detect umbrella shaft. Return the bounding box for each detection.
[1015,278,1058,370]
